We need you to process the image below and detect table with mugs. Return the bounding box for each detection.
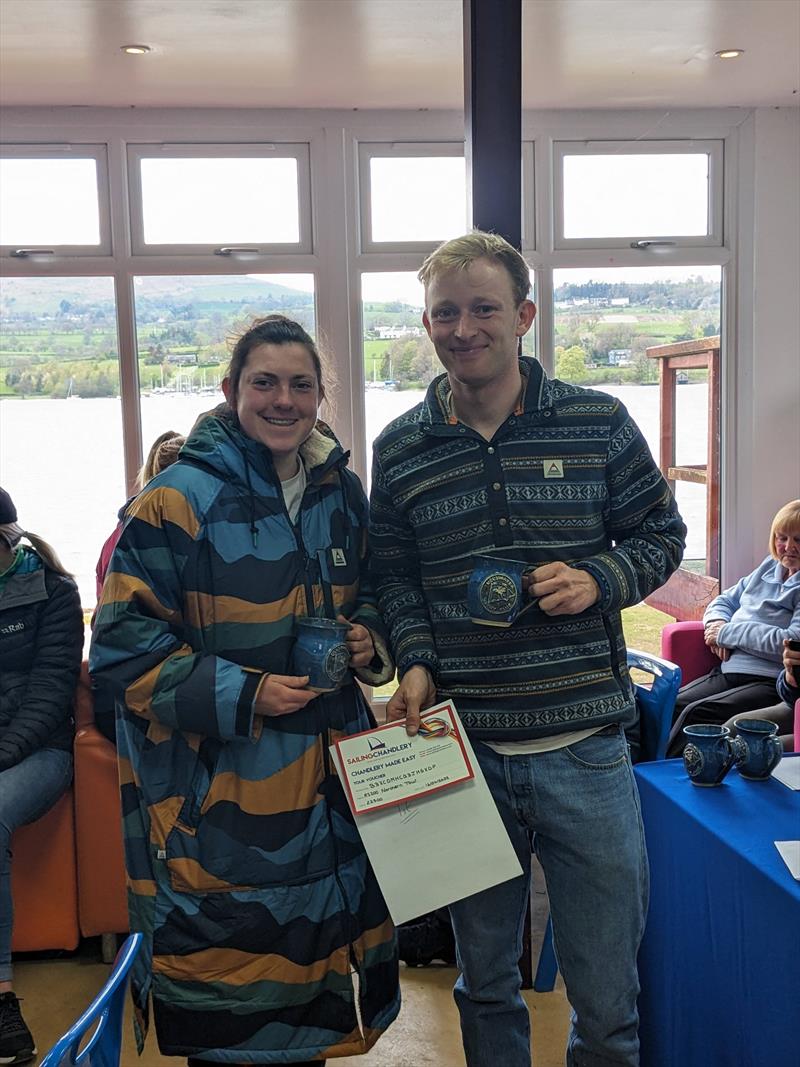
[634,753,800,1067]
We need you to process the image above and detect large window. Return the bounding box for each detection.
[133,272,316,444]
[0,146,111,255]
[358,143,467,251]
[0,114,738,629]
[361,272,430,474]
[552,265,722,577]
[127,144,312,255]
[553,140,723,249]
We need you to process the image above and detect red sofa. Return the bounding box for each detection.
[73,663,129,938]
[10,788,80,952]
[661,620,799,750]
[660,621,717,685]
[10,664,129,954]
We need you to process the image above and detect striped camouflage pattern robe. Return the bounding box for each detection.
[370,357,686,739]
[90,410,399,1063]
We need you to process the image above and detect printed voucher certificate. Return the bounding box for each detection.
[334,702,473,814]
[329,701,522,925]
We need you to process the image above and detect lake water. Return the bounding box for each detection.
[1,382,708,607]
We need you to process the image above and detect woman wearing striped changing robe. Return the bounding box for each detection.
[90,315,399,1066]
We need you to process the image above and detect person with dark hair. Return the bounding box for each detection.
[90,315,399,1066]
[0,487,83,1066]
[370,231,686,1067]
[667,499,800,756]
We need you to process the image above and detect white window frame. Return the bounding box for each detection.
[2,106,773,614]
[553,139,724,251]
[521,139,536,251]
[357,141,467,254]
[127,142,313,256]
[0,143,112,258]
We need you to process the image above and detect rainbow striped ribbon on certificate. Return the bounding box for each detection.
[418,717,453,739]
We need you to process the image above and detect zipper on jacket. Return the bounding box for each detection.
[258,444,347,620]
[318,549,337,618]
[297,538,317,618]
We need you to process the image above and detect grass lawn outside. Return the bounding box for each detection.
[363,338,391,380]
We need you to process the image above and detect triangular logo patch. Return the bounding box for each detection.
[544,459,564,478]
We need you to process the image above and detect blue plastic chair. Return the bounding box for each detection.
[625,648,682,762]
[39,932,143,1067]
[532,649,681,993]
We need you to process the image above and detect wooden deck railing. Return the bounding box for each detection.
[645,336,721,620]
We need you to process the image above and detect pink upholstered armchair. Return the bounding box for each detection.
[661,621,799,752]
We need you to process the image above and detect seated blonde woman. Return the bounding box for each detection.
[667,500,800,756]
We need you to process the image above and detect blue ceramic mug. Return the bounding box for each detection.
[292,618,350,693]
[682,724,737,786]
[467,554,538,628]
[731,718,783,780]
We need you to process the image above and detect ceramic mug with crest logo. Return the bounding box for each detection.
[682,724,737,787]
[292,618,350,693]
[467,554,538,628]
[731,718,783,780]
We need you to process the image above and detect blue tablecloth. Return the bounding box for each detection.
[635,757,800,1067]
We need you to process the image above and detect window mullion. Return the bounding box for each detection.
[533,268,555,376]
[113,272,143,496]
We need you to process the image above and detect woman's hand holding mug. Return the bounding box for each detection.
[254,673,316,717]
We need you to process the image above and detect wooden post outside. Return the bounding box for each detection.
[646,337,722,614]
[706,346,721,577]
[658,355,676,490]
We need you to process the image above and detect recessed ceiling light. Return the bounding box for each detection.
[715,49,744,59]
[120,44,152,55]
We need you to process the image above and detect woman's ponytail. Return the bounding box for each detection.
[22,531,73,578]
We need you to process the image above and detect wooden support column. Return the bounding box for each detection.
[463,0,522,248]
[463,0,534,988]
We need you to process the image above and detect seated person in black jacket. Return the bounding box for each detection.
[0,487,83,1066]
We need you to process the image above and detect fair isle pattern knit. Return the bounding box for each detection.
[370,358,686,739]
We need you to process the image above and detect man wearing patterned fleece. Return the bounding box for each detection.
[369,231,686,1067]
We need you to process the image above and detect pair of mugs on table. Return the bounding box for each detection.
[682,720,783,786]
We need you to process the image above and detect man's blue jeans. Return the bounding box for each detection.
[0,748,73,982]
[449,729,648,1067]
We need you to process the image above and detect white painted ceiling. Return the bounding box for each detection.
[0,0,798,111]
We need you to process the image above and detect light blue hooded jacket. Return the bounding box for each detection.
[704,556,800,677]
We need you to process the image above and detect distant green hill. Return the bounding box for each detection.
[0,274,313,314]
